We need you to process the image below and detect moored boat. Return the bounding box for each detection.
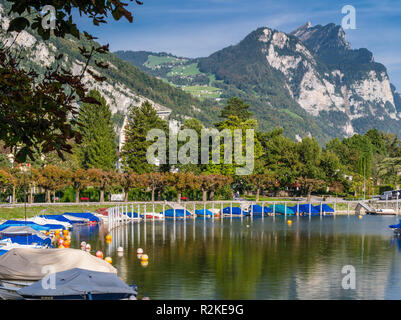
[18,268,137,300]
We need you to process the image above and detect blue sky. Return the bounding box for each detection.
[75,0,401,89]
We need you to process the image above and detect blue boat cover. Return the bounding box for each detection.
[0,220,64,230]
[249,205,273,214]
[0,250,7,256]
[5,235,52,247]
[314,204,335,213]
[222,207,247,215]
[18,268,137,298]
[124,212,140,218]
[162,209,192,217]
[0,221,50,232]
[269,204,296,215]
[40,215,76,223]
[63,212,100,222]
[290,204,320,214]
[195,209,215,216]
[389,220,401,229]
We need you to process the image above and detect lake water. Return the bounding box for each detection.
[71,215,401,300]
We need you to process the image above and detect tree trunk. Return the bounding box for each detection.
[307,185,313,202]
[100,188,105,203]
[46,189,51,203]
[124,189,129,202]
[29,186,33,204]
[151,188,155,202]
[256,187,260,202]
[210,190,215,201]
[75,189,80,203]
[12,186,16,205]
[202,190,207,202]
[53,191,56,203]
[177,192,181,202]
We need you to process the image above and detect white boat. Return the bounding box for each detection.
[63,214,90,223]
[27,217,72,229]
[141,212,164,220]
[0,248,117,300]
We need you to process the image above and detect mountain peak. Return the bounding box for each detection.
[290,21,312,37]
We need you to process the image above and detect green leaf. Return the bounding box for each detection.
[7,17,30,33]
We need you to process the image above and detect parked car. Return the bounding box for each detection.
[379,190,401,200]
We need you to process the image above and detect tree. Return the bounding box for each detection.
[39,165,70,203]
[259,128,300,192]
[141,172,166,202]
[297,137,325,200]
[118,171,145,202]
[1,0,143,163]
[216,97,253,126]
[121,101,169,173]
[87,169,114,202]
[71,169,89,203]
[246,172,276,201]
[77,90,117,170]
[166,172,200,202]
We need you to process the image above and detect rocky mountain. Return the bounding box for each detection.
[116,22,401,143]
[0,0,219,141]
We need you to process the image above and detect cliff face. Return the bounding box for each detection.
[197,22,401,139]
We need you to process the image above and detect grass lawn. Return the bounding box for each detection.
[0,204,115,221]
[167,63,200,77]
[181,85,222,99]
[144,55,185,69]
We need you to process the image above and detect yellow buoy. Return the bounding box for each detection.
[105,257,112,264]
[106,234,112,241]
[141,254,149,262]
[54,230,60,237]
[62,229,69,236]
[358,215,363,219]
[58,245,64,249]
[141,261,149,268]
[287,220,292,226]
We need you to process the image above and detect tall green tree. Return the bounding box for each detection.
[77,90,117,170]
[121,101,169,173]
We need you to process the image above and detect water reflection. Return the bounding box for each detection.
[72,215,401,300]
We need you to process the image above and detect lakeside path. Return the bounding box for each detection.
[1,199,400,221]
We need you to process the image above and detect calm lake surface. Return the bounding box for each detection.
[71,215,401,299]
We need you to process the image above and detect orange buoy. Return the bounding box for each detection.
[105,257,112,264]
[58,238,64,246]
[62,229,69,236]
[63,240,70,248]
[85,243,91,252]
[96,251,104,259]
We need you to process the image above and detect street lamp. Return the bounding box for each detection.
[17,162,31,225]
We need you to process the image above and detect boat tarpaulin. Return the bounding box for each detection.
[0,248,116,280]
[269,204,296,215]
[314,204,335,213]
[249,205,273,214]
[222,207,247,215]
[62,212,100,222]
[3,235,52,247]
[162,209,192,217]
[18,268,136,297]
[0,226,49,239]
[195,209,215,216]
[0,221,50,232]
[39,215,76,224]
